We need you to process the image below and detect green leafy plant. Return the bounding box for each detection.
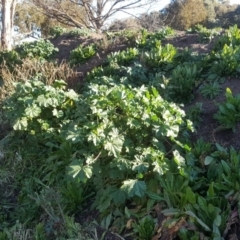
[191,138,213,160]
[154,26,174,39]
[200,81,221,99]
[49,26,66,38]
[3,78,78,134]
[167,64,200,103]
[210,44,240,77]
[142,43,177,70]
[186,102,203,128]
[192,24,221,43]
[107,47,139,65]
[135,28,150,48]
[70,44,96,65]
[214,24,240,51]
[0,50,21,68]
[16,40,59,60]
[136,27,174,50]
[205,146,240,193]
[85,63,120,83]
[214,88,240,132]
[133,215,155,240]
[68,28,90,37]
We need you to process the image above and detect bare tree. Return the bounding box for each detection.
[1,0,17,50]
[138,11,171,31]
[32,0,157,33]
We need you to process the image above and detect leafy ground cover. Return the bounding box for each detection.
[1,26,240,239]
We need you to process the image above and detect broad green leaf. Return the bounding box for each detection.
[207,182,215,198]
[173,150,185,167]
[68,159,92,183]
[64,125,84,143]
[124,207,131,218]
[132,160,149,173]
[214,215,221,227]
[104,129,124,157]
[52,109,64,118]
[146,191,166,201]
[25,105,41,118]
[13,117,28,130]
[215,143,226,152]
[204,156,213,165]
[121,179,146,198]
[185,187,196,204]
[207,203,215,214]
[221,160,231,175]
[226,103,235,110]
[83,166,92,179]
[161,208,180,216]
[197,196,207,212]
[110,188,127,205]
[152,161,165,175]
[219,105,227,115]
[53,79,67,89]
[36,95,49,107]
[136,173,144,179]
[166,125,179,137]
[64,89,79,100]
[101,213,112,229]
[185,211,211,232]
[97,196,111,212]
[68,159,83,178]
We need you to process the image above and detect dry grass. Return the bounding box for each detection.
[0,59,80,101]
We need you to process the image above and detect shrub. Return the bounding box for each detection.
[141,43,177,70]
[70,44,96,65]
[214,88,240,132]
[68,28,90,37]
[0,50,21,68]
[3,78,78,134]
[167,64,200,103]
[214,24,240,51]
[16,39,58,60]
[49,26,66,38]
[200,81,221,99]
[210,44,240,77]
[107,48,139,65]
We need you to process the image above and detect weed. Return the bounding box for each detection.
[186,102,203,128]
[107,47,139,65]
[49,26,66,38]
[69,28,91,37]
[142,43,177,70]
[214,88,240,132]
[16,39,58,60]
[210,44,240,77]
[167,64,200,103]
[70,44,96,65]
[200,81,221,99]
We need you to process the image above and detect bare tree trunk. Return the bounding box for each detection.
[1,0,16,51]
